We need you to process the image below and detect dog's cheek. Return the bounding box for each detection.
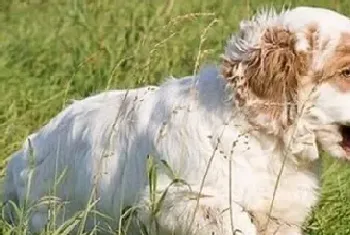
[315,127,348,160]
[320,142,348,160]
[328,147,348,160]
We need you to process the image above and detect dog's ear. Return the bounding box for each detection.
[222,27,310,127]
[221,57,249,107]
[246,27,308,105]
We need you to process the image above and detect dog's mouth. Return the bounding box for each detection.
[340,125,350,154]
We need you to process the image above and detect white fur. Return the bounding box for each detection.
[4,6,350,235]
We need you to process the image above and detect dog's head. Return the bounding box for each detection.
[222,6,350,161]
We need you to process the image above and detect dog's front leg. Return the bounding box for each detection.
[135,185,257,235]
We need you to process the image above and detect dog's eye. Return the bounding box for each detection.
[341,68,350,78]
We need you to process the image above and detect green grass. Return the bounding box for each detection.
[1,0,350,234]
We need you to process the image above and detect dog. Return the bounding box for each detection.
[4,6,350,235]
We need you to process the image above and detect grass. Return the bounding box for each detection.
[1,0,350,234]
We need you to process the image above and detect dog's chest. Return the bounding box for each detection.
[231,149,321,226]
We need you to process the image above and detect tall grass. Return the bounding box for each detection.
[1,0,350,234]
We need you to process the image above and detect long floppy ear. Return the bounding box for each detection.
[222,25,310,130]
[246,27,307,103]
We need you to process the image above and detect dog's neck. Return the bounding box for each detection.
[195,66,322,165]
[231,83,323,165]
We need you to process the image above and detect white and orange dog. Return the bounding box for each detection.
[4,6,350,235]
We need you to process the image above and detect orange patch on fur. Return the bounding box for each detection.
[246,27,309,123]
[321,33,350,92]
[221,27,311,131]
[246,27,309,101]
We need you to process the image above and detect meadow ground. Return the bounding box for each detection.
[1,0,350,234]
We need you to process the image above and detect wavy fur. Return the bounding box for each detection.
[4,6,350,235]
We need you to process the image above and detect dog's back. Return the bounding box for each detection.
[2,86,159,233]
